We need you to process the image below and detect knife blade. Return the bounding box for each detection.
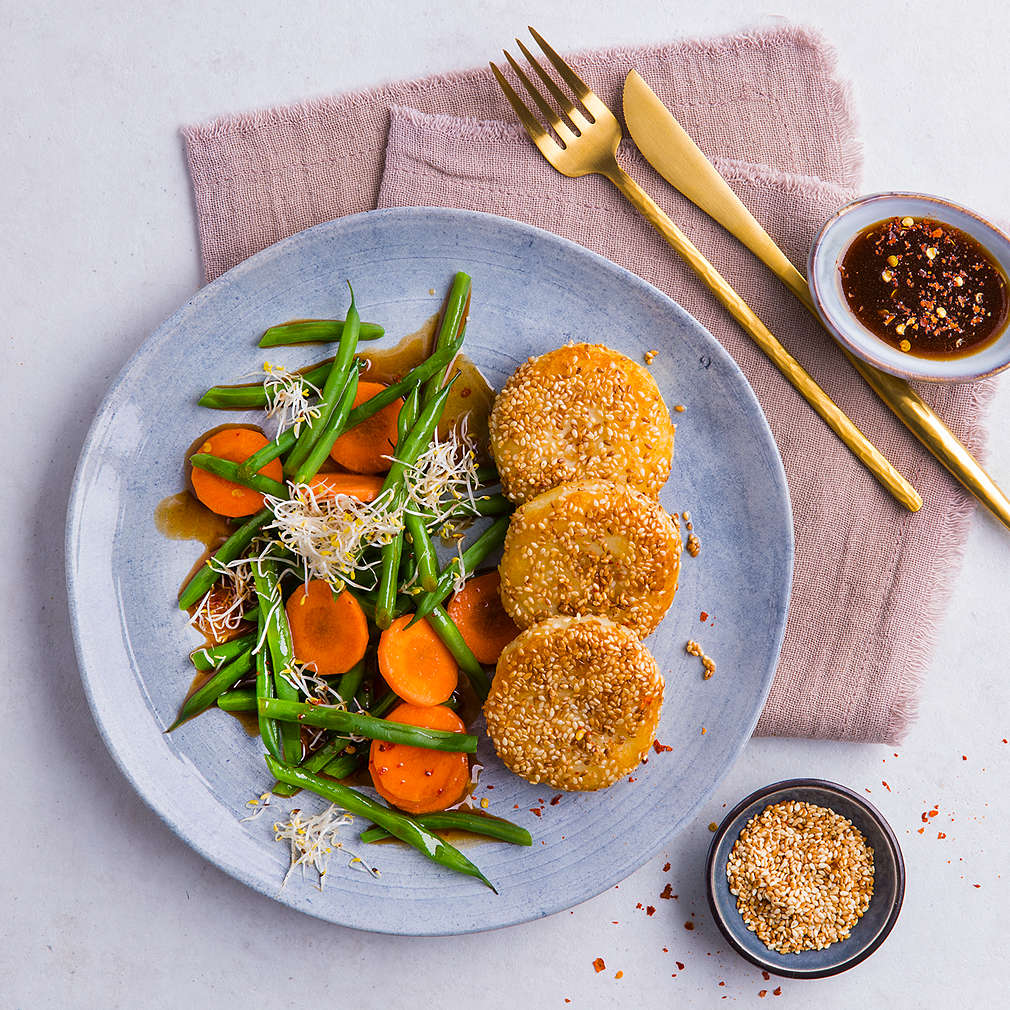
[623,69,1010,531]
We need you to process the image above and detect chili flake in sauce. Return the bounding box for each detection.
[839,216,1009,358]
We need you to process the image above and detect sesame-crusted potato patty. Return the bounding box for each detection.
[484,615,664,791]
[489,343,675,503]
[499,480,681,639]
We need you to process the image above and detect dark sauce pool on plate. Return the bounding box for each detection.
[839,216,1009,358]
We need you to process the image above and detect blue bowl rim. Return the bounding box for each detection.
[807,190,1010,383]
[705,777,906,980]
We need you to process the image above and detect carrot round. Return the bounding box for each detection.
[447,571,521,664]
[285,580,369,677]
[377,613,458,706]
[369,703,470,814]
[190,427,283,517]
[306,472,385,502]
[329,381,403,474]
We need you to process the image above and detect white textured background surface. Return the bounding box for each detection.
[4,2,1008,1007]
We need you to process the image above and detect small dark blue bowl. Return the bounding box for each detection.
[706,779,905,979]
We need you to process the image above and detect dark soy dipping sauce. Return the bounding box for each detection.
[839,216,1009,359]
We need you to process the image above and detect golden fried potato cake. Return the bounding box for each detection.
[499,479,681,639]
[489,343,675,504]
[484,615,664,791]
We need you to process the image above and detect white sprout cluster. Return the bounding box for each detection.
[263,423,482,593]
[272,804,380,890]
[261,361,322,438]
[188,556,254,639]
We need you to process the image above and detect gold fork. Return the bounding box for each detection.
[491,28,921,512]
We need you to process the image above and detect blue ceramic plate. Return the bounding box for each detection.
[66,207,792,935]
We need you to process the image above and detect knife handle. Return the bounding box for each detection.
[651,125,1010,530]
[604,163,921,512]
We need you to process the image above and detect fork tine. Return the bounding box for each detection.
[527,27,593,98]
[489,62,558,154]
[502,50,577,145]
[514,38,590,129]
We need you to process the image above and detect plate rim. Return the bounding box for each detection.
[66,205,794,934]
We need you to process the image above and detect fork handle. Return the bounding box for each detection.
[604,164,921,512]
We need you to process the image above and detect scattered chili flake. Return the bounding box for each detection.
[653,740,674,754]
[684,921,695,931]
[762,971,770,980]
[719,981,726,986]
[615,971,624,979]
[550,794,562,805]
[974,883,982,888]
[663,862,671,872]
[646,906,656,916]
[962,754,967,760]
[759,991,768,999]
[882,781,891,791]
[676,961,685,970]
[592,957,606,973]
[662,947,669,953]
[774,986,782,996]
[917,827,925,834]
[674,403,686,412]
[938,831,946,839]
[628,776,637,783]
[701,727,707,735]
[700,611,709,621]
[660,884,674,900]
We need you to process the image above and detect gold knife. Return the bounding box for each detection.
[623,69,1010,531]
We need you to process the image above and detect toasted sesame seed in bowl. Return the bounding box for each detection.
[706,779,905,979]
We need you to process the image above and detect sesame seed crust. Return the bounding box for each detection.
[499,480,681,638]
[489,343,675,504]
[484,615,664,791]
[726,800,875,954]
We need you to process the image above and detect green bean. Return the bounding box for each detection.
[409,515,510,623]
[255,627,283,762]
[420,272,471,404]
[426,604,491,700]
[166,649,255,731]
[199,362,331,410]
[332,658,367,702]
[190,453,288,498]
[284,287,361,477]
[403,512,439,591]
[259,319,384,347]
[178,508,271,610]
[344,332,464,430]
[190,631,257,671]
[374,383,450,628]
[264,756,495,891]
[288,369,360,485]
[476,463,500,486]
[319,750,365,780]
[252,558,302,764]
[217,688,257,711]
[360,811,532,846]
[369,690,398,719]
[236,427,297,479]
[258,698,477,752]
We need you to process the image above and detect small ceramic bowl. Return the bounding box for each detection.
[706,779,905,979]
[809,192,1010,382]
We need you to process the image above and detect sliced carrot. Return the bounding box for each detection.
[369,703,470,814]
[447,570,520,665]
[285,580,369,676]
[329,381,404,474]
[190,427,283,518]
[306,472,384,503]
[377,613,458,706]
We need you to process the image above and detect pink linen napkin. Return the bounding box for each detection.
[183,25,994,742]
